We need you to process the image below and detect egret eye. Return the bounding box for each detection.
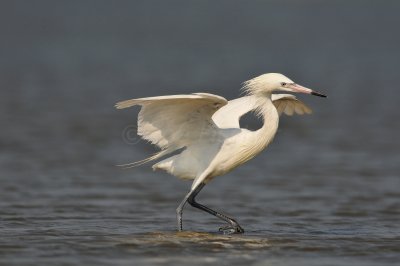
[281,82,287,86]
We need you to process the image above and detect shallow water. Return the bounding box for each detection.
[1,0,400,265]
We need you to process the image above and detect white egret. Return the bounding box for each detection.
[115,73,326,234]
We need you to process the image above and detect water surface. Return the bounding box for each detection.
[1,1,399,265]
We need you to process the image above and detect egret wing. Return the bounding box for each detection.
[115,93,228,151]
[272,94,312,116]
[212,96,257,128]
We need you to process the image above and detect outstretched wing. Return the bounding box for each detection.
[212,94,312,129]
[115,93,228,151]
[272,94,312,116]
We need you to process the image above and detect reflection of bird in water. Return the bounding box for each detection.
[116,73,326,234]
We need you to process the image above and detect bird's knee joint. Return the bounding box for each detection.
[187,196,196,206]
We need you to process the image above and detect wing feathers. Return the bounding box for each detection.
[115,94,227,109]
[117,148,174,168]
[116,92,311,167]
[116,93,228,151]
[272,94,312,116]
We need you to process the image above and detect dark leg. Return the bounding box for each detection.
[176,185,199,231]
[176,182,244,234]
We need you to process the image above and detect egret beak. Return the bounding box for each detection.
[288,83,327,98]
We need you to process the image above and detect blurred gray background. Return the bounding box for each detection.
[1,1,399,265]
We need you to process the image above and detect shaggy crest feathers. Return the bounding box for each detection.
[242,73,293,95]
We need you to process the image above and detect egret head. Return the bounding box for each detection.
[243,73,326,97]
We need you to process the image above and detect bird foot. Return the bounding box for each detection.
[218,224,244,235]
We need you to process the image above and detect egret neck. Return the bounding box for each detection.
[245,93,280,160]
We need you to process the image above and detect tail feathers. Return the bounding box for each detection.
[117,149,171,169]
